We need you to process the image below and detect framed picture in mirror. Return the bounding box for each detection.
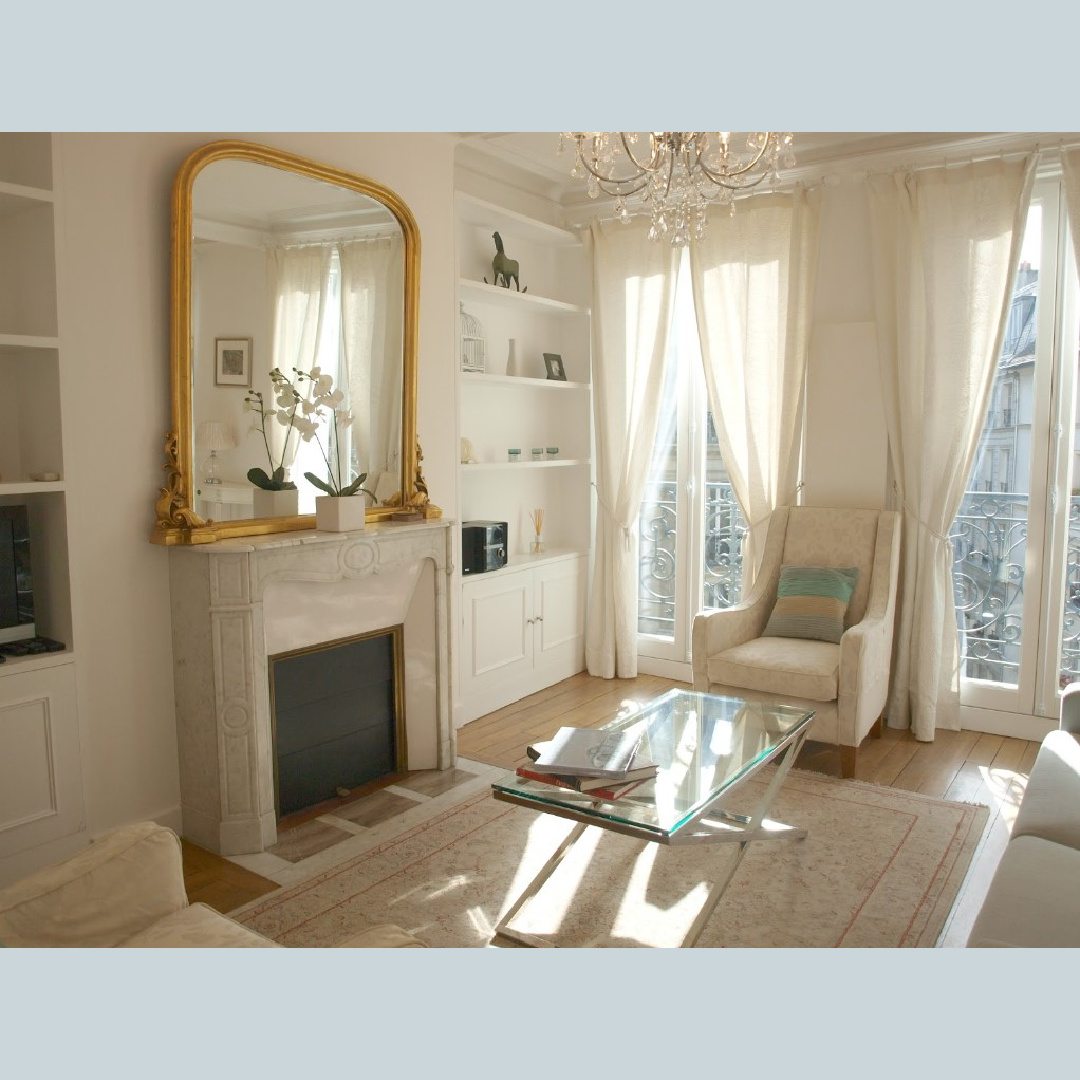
[215,337,252,388]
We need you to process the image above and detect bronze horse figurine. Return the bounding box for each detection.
[489,231,524,291]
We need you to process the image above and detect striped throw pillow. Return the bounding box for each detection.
[763,566,860,644]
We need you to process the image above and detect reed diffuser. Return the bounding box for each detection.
[530,508,545,554]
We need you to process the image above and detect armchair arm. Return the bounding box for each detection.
[0,822,189,947]
[1061,682,1080,734]
[837,511,901,744]
[692,508,787,689]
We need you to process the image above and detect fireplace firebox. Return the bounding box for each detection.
[270,627,406,818]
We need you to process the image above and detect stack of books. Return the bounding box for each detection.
[515,726,658,801]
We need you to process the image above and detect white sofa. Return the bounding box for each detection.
[0,822,424,948]
[966,684,1080,947]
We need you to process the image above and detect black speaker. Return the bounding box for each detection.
[462,521,508,575]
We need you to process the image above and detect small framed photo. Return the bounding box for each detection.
[543,352,567,381]
[214,337,252,387]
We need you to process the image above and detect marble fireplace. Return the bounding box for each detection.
[168,520,455,855]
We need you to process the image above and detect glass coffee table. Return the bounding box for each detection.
[491,688,814,947]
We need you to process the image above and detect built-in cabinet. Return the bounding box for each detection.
[460,553,587,723]
[0,133,85,886]
[455,190,593,722]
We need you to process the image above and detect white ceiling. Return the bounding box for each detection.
[456,131,1013,205]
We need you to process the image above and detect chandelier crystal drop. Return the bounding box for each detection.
[560,132,795,245]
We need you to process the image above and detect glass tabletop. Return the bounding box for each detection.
[491,688,814,839]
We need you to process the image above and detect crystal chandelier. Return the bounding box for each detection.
[560,132,796,245]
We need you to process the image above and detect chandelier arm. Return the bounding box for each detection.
[695,137,774,189]
[617,132,667,174]
[572,139,650,195]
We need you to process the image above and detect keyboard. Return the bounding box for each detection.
[0,635,66,659]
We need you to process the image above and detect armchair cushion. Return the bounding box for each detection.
[707,637,840,702]
[763,565,859,643]
[118,902,278,947]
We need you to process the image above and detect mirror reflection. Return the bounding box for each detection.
[190,159,405,522]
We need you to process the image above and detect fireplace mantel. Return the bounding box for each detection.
[168,520,456,855]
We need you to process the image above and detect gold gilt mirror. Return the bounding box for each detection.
[152,139,426,545]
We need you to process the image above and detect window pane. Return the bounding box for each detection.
[951,208,1041,686]
[638,357,679,638]
[702,411,746,610]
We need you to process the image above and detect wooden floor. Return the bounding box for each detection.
[186,671,1040,945]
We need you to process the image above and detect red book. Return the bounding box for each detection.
[514,764,649,801]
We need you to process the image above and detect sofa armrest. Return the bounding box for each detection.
[0,822,189,947]
[1061,682,1080,734]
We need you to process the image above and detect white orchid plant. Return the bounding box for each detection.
[244,367,375,499]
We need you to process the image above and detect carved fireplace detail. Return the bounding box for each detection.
[168,520,455,855]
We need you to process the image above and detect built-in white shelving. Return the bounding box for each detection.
[0,133,86,883]
[455,183,594,724]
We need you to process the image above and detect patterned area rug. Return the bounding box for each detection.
[231,769,988,948]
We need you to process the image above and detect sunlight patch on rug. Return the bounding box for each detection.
[230,769,988,948]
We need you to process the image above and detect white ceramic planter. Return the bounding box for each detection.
[252,487,300,518]
[315,495,368,532]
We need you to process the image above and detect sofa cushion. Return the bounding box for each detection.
[118,903,279,947]
[967,835,1080,947]
[707,637,840,702]
[0,822,188,947]
[1011,729,1080,850]
[763,565,859,644]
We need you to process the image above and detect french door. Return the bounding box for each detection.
[953,177,1080,730]
[637,259,747,673]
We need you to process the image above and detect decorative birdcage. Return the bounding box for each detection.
[460,302,486,373]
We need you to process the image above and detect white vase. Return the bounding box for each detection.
[252,487,299,518]
[506,337,519,377]
[315,495,368,532]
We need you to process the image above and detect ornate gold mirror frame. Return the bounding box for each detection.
[152,139,423,545]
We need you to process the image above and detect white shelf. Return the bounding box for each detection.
[0,649,75,678]
[460,371,589,391]
[0,182,54,215]
[0,481,66,496]
[0,334,60,352]
[459,278,589,316]
[462,460,588,472]
[463,548,587,578]
[457,193,580,247]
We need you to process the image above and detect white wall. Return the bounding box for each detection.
[803,176,890,510]
[55,132,458,839]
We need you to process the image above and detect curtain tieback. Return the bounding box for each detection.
[893,482,949,543]
[591,482,632,551]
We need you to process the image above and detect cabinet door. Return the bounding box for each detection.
[534,557,586,684]
[461,569,533,722]
[0,662,84,869]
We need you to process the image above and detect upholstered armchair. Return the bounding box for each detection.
[692,506,901,778]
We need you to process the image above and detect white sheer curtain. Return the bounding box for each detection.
[267,244,333,478]
[338,234,404,488]
[585,217,679,678]
[1063,150,1080,278]
[868,157,1035,740]
[688,188,821,582]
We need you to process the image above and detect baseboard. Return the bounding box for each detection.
[636,656,693,682]
[958,706,1056,741]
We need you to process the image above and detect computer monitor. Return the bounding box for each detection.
[0,505,35,644]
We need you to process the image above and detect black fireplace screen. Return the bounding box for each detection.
[270,627,405,818]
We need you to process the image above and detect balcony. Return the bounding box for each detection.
[638,485,1080,690]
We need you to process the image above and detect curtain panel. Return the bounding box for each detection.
[1063,150,1080,282]
[267,244,333,477]
[585,218,679,678]
[688,187,822,582]
[868,157,1036,740]
[338,235,404,486]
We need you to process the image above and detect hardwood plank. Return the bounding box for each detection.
[967,732,1006,766]
[181,840,278,913]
